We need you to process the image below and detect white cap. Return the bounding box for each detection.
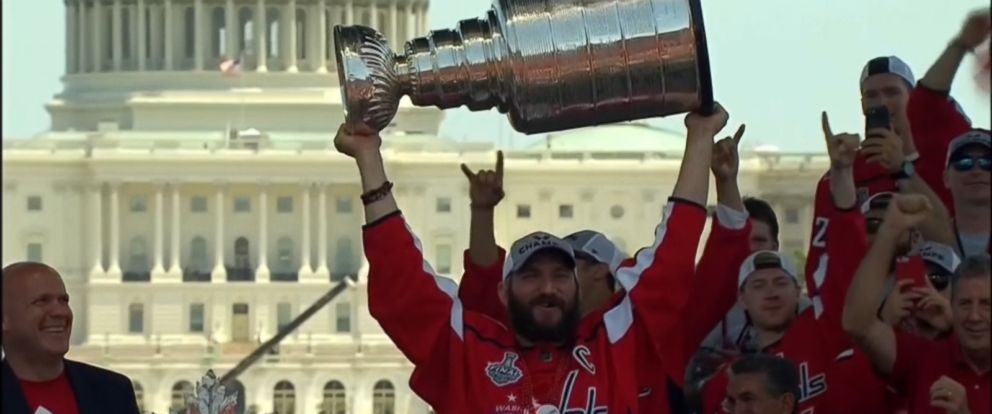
[861,191,897,215]
[563,230,627,275]
[502,232,576,281]
[860,56,915,89]
[919,242,961,275]
[946,129,991,167]
[737,251,800,289]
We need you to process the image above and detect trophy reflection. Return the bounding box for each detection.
[334,0,713,134]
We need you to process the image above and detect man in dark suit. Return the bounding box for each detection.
[2,261,141,414]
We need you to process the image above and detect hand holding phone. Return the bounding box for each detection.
[896,255,928,292]
[865,106,891,137]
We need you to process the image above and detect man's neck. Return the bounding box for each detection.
[5,353,65,382]
[956,202,991,234]
[755,327,787,350]
[963,346,991,375]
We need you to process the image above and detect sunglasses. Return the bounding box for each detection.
[866,217,883,235]
[949,157,992,172]
[927,272,951,291]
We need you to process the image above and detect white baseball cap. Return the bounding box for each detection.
[861,191,897,215]
[563,230,627,275]
[737,251,800,289]
[502,232,576,281]
[860,56,915,89]
[919,241,961,275]
[945,129,991,168]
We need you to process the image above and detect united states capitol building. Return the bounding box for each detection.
[1,0,827,413]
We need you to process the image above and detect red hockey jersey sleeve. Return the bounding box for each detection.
[456,247,508,327]
[813,206,869,358]
[908,85,973,214]
[363,212,467,367]
[615,198,707,386]
[683,205,752,358]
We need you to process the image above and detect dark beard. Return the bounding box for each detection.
[506,292,581,344]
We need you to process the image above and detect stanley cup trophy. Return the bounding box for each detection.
[334,0,713,134]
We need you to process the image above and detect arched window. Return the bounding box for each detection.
[321,380,346,414]
[273,380,295,414]
[276,237,295,275]
[212,7,226,57]
[266,8,281,58]
[239,7,254,53]
[184,7,195,59]
[232,237,252,281]
[171,381,194,412]
[333,237,354,281]
[372,380,395,414]
[133,381,145,413]
[228,380,247,414]
[295,8,307,60]
[126,237,149,279]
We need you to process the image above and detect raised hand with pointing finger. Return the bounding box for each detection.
[822,111,861,170]
[461,151,506,210]
[711,124,746,183]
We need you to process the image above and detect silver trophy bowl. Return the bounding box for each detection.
[335,0,713,134]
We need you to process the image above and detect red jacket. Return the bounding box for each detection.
[364,200,706,413]
[700,207,890,414]
[907,85,973,215]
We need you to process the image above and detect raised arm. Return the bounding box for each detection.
[337,125,464,366]
[842,194,934,375]
[457,151,509,325]
[617,104,727,383]
[919,9,990,93]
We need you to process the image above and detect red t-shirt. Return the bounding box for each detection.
[19,372,81,414]
[891,334,990,414]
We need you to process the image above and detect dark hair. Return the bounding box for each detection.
[952,254,991,301]
[730,354,800,414]
[744,197,779,244]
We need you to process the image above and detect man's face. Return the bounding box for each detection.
[945,146,991,207]
[1,269,74,359]
[952,276,991,354]
[861,73,910,121]
[749,220,778,252]
[725,372,796,414]
[501,251,580,343]
[574,256,612,314]
[739,269,800,331]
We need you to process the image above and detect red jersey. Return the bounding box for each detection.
[458,247,510,327]
[701,208,889,414]
[19,372,81,414]
[892,334,990,414]
[907,85,973,215]
[364,200,706,413]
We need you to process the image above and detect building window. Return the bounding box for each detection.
[190,237,209,271]
[277,196,294,213]
[559,204,574,218]
[275,237,295,276]
[26,195,42,211]
[191,196,208,213]
[785,207,800,224]
[372,380,395,414]
[130,195,148,212]
[333,237,355,281]
[273,380,296,414]
[335,196,353,213]
[171,381,194,412]
[321,381,347,414]
[435,197,451,213]
[610,205,625,219]
[26,243,43,262]
[128,303,144,333]
[516,204,531,218]
[125,237,150,282]
[335,302,350,333]
[435,244,452,274]
[276,302,292,331]
[189,303,205,333]
[234,196,251,212]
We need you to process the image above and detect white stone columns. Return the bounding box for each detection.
[255,0,267,72]
[314,183,329,279]
[137,0,146,70]
[211,186,227,282]
[164,0,174,70]
[388,0,398,47]
[107,183,122,278]
[255,186,271,282]
[152,183,167,279]
[405,1,415,40]
[168,183,182,277]
[345,0,354,25]
[369,0,378,29]
[225,0,237,58]
[193,0,204,70]
[112,0,122,71]
[285,0,298,72]
[314,0,327,73]
[298,184,316,281]
[89,183,105,278]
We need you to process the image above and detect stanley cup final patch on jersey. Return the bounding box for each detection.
[487,351,525,387]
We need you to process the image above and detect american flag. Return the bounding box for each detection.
[219,57,241,77]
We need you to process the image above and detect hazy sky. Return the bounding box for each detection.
[3,0,989,152]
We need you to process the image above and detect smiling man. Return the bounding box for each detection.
[1,261,140,414]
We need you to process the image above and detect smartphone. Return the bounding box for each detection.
[865,106,891,136]
[895,255,927,292]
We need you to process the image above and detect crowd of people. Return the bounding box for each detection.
[1,7,989,414]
